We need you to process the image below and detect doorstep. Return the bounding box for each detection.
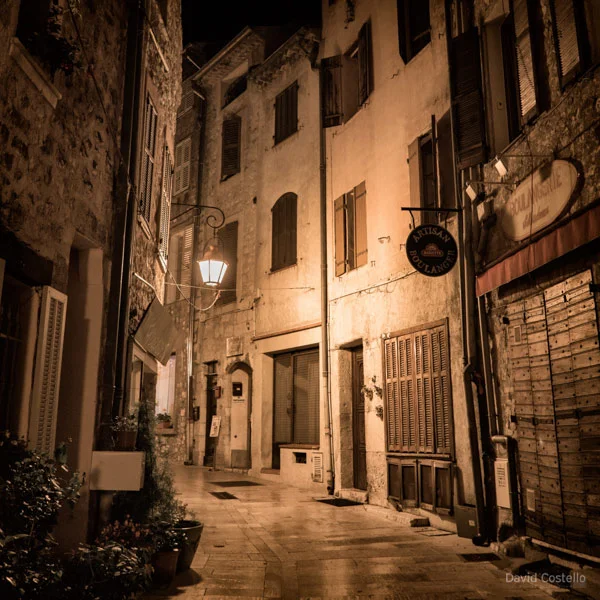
[337,488,368,504]
[362,503,430,527]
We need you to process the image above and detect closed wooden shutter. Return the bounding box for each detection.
[28,286,67,453]
[437,111,456,211]
[334,195,346,276]
[397,0,409,63]
[177,79,194,115]
[217,221,237,305]
[293,351,320,444]
[221,116,241,179]
[275,82,298,144]
[398,334,416,452]
[415,332,434,452]
[159,146,172,261]
[346,190,356,271]
[513,0,538,123]
[551,0,583,86]
[408,137,422,225]
[431,324,452,454]
[355,182,367,268]
[273,354,292,444]
[178,225,193,300]
[271,193,297,270]
[449,27,487,169]
[139,95,158,222]
[385,338,400,451]
[322,56,343,128]
[358,20,373,105]
[174,138,191,195]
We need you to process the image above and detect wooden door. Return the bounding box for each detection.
[204,372,218,466]
[353,348,367,490]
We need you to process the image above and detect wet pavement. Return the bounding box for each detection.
[145,466,557,600]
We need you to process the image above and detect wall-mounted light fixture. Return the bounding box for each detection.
[493,156,508,177]
[465,179,516,201]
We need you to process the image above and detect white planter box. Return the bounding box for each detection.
[90,451,145,491]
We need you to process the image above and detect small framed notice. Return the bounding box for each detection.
[209,416,221,438]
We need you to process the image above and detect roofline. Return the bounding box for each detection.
[192,26,255,81]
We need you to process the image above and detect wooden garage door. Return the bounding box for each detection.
[508,270,600,557]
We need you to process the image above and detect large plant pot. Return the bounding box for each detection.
[113,429,137,450]
[151,548,180,585]
[174,519,204,572]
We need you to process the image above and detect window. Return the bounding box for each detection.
[174,138,191,195]
[334,182,367,276]
[177,79,194,116]
[158,146,172,263]
[221,116,241,180]
[272,349,320,468]
[271,193,297,271]
[384,322,452,456]
[322,20,373,127]
[397,0,431,63]
[166,225,193,304]
[217,221,238,305]
[408,113,455,225]
[274,82,298,144]
[550,0,599,88]
[139,94,158,223]
[223,74,247,107]
[155,354,176,428]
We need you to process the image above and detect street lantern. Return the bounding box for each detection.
[198,237,228,286]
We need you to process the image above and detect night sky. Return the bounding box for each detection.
[181,0,322,48]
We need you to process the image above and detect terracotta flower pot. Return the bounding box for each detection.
[174,519,204,572]
[113,429,137,450]
[151,548,180,585]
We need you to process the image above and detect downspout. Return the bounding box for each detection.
[318,57,334,495]
[444,0,488,545]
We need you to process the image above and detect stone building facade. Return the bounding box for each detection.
[0,0,182,544]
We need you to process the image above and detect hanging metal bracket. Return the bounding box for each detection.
[401,207,462,229]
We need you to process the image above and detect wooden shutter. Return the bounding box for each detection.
[322,56,343,127]
[178,225,193,299]
[408,138,422,221]
[431,324,452,454]
[397,0,409,63]
[271,193,297,270]
[293,351,320,444]
[398,334,416,452]
[178,79,194,115]
[436,111,456,211]
[346,190,356,271]
[275,83,298,144]
[415,332,434,452]
[450,27,487,169]
[385,338,400,451]
[28,286,67,453]
[221,116,241,179]
[159,146,172,261]
[513,0,538,123]
[139,95,158,222]
[551,0,583,86]
[174,138,191,195]
[217,221,237,305]
[286,193,297,267]
[355,182,367,267]
[358,20,373,105]
[334,195,346,276]
[273,354,293,444]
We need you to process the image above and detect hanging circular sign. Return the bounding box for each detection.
[406,224,458,277]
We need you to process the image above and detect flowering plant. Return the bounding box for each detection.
[97,517,154,561]
[155,412,172,424]
[110,413,138,433]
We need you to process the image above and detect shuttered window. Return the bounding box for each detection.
[217,221,237,305]
[139,94,158,223]
[271,193,297,271]
[177,79,194,116]
[158,146,173,262]
[397,0,432,63]
[358,20,373,105]
[513,0,538,124]
[221,116,241,180]
[449,27,487,169]
[28,286,67,453]
[274,82,298,145]
[166,225,193,303]
[322,56,343,128]
[384,322,452,456]
[174,138,191,195]
[273,349,320,448]
[334,182,367,276]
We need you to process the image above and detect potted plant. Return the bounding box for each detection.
[173,516,204,572]
[155,412,173,429]
[110,413,138,450]
[149,524,186,585]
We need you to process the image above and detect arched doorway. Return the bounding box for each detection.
[227,362,252,469]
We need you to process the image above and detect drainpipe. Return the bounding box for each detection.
[444,0,488,545]
[317,58,334,495]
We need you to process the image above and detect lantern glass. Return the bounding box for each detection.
[198,238,228,286]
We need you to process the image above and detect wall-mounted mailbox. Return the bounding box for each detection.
[90,451,145,491]
[232,382,243,396]
[192,406,200,421]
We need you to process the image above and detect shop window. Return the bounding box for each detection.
[271,193,297,271]
[274,82,298,144]
[139,94,158,224]
[334,181,367,276]
[221,116,241,180]
[217,221,238,305]
[322,20,373,127]
[397,0,431,63]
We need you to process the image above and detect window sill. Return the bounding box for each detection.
[220,172,240,183]
[279,444,319,450]
[9,37,61,109]
[273,129,299,147]
[270,263,297,275]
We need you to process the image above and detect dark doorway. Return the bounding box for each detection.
[352,347,367,490]
[204,361,218,466]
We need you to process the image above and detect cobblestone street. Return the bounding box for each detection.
[145,467,558,600]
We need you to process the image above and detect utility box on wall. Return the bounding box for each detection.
[89,451,145,491]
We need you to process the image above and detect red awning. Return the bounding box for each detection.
[476,203,600,296]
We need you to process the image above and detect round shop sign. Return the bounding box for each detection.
[406,224,458,277]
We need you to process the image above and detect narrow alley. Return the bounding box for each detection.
[145,467,559,600]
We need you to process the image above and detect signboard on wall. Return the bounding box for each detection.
[500,160,579,242]
[406,224,458,277]
[209,416,221,438]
